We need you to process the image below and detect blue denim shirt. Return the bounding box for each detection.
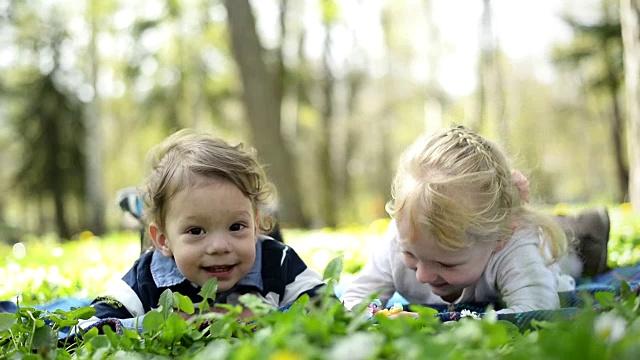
[149,241,264,291]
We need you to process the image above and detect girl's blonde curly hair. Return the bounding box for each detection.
[386,125,567,263]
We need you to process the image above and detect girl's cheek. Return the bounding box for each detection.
[440,268,463,282]
[401,256,417,271]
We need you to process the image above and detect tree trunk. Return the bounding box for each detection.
[473,0,493,132]
[422,0,445,133]
[224,0,308,227]
[85,0,106,235]
[341,72,364,218]
[494,50,508,147]
[318,22,337,228]
[621,0,640,209]
[44,107,71,240]
[608,82,629,201]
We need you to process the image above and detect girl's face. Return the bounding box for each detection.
[396,214,502,301]
[150,176,258,292]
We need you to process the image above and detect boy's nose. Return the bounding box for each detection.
[415,263,437,284]
[206,234,232,254]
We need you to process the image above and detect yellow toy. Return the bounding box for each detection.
[376,303,404,317]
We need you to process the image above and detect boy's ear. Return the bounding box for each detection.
[149,223,173,257]
[253,212,261,242]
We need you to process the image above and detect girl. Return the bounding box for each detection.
[88,130,324,330]
[342,125,575,314]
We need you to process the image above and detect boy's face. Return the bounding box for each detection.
[150,176,258,292]
[396,215,502,301]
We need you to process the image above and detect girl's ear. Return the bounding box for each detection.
[493,239,507,253]
[149,223,173,257]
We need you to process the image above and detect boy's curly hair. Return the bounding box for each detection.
[142,129,277,233]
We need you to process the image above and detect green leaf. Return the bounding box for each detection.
[102,325,120,348]
[594,291,615,309]
[620,281,631,298]
[0,313,16,331]
[208,318,233,338]
[173,292,195,315]
[142,311,165,333]
[158,289,174,319]
[64,306,96,320]
[199,277,218,302]
[239,293,275,317]
[198,278,218,315]
[408,304,439,317]
[160,312,187,345]
[82,326,99,342]
[123,328,141,340]
[322,256,343,281]
[18,355,44,360]
[88,335,111,350]
[31,324,53,350]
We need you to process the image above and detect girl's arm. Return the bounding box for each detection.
[492,228,561,313]
[341,222,398,310]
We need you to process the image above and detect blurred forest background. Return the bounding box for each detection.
[2,0,640,241]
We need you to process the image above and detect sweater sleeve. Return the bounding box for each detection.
[279,245,326,305]
[73,276,147,332]
[492,228,561,314]
[341,221,398,310]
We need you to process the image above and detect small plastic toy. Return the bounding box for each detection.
[366,299,383,319]
[372,302,404,318]
[389,302,404,314]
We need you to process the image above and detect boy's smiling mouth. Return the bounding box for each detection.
[203,265,235,275]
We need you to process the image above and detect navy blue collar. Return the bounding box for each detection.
[150,239,264,292]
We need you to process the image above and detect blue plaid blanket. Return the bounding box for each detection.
[418,262,640,330]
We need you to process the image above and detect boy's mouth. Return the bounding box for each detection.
[203,265,235,275]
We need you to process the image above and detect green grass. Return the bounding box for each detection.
[607,205,640,266]
[0,231,141,304]
[1,205,640,305]
[1,206,640,359]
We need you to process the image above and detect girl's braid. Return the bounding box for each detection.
[446,126,514,208]
[447,126,492,161]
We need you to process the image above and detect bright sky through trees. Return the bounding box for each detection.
[252,0,598,97]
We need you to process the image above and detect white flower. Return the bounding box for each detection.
[12,243,26,259]
[460,309,480,320]
[594,311,627,343]
[453,320,483,341]
[482,310,498,324]
[328,332,384,360]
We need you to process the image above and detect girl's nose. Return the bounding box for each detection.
[205,234,232,254]
[415,263,438,284]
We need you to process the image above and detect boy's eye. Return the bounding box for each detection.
[230,223,247,232]
[187,228,205,236]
